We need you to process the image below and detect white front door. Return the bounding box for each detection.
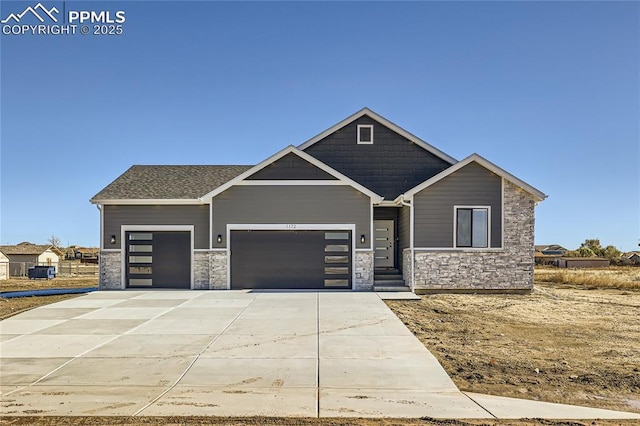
[373,220,394,268]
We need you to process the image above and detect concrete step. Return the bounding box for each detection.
[374,274,404,281]
[374,279,406,286]
[373,283,411,292]
[374,268,401,275]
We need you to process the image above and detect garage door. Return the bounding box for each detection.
[230,230,352,290]
[126,231,190,289]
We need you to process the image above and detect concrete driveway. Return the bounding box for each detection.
[1,290,639,419]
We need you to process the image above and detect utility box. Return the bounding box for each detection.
[28,266,56,279]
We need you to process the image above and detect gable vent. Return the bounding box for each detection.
[357,124,374,144]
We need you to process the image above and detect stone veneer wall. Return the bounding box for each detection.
[193,252,210,290]
[413,181,535,291]
[402,248,412,289]
[99,251,122,290]
[210,251,228,290]
[354,251,374,291]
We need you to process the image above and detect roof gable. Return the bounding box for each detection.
[299,107,456,164]
[301,110,455,200]
[246,152,337,180]
[199,145,384,203]
[400,154,547,202]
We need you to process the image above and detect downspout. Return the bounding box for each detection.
[95,203,102,290]
[398,196,414,292]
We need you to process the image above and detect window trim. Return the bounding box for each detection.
[357,124,374,144]
[453,205,491,249]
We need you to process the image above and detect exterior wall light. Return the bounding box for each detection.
[360,234,366,244]
[110,235,116,244]
[217,234,223,244]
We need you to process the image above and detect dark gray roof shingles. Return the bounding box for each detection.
[91,165,252,201]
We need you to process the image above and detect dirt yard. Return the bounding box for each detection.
[2,273,640,425]
[0,416,638,426]
[0,277,97,320]
[387,283,640,415]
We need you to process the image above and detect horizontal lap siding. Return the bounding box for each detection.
[103,205,209,249]
[414,162,502,248]
[246,153,337,180]
[212,185,370,249]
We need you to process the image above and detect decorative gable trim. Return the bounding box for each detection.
[398,153,547,203]
[298,107,457,164]
[199,145,384,203]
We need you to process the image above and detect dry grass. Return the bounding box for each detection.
[0,276,98,292]
[534,266,640,290]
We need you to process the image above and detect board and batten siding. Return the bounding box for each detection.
[103,205,209,250]
[212,185,370,249]
[413,162,502,248]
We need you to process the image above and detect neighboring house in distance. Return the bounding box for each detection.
[534,244,567,256]
[0,250,9,280]
[74,247,100,264]
[557,257,610,268]
[624,252,640,265]
[534,244,567,266]
[91,108,547,293]
[0,242,60,277]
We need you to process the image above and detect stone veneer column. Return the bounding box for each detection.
[99,251,122,290]
[402,248,413,289]
[413,181,535,292]
[354,250,374,291]
[193,252,210,290]
[209,251,228,290]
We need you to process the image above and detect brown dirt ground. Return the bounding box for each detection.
[1,277,640,425]
[386,283,640,415]
[0,418,638,426]
[0,277,96,319]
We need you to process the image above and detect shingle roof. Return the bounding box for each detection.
[0,243,52,255]
[91,165,253,201]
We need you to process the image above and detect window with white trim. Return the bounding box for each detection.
[455,207,489,248]
[357,124,374,144]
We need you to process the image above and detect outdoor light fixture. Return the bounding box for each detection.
[110,235,116,244]
[360,234,366,244]
[217,234,222,244]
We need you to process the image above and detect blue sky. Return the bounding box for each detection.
[1,1,638,251]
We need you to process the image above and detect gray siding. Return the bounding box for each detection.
[398,205,411,251]
[414,162,502,248]
[103,205,210,250]
[247,153,337,180]
[304,115,452,200]
[397,206,411,272]
[212,185,370,249]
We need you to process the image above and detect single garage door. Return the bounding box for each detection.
[126,231,190,289]
[230,230,352,290]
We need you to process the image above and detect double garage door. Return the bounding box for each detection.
[126,229,353,290]
[230,230,352,290]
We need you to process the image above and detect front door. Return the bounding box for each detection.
[373,220,394,268]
